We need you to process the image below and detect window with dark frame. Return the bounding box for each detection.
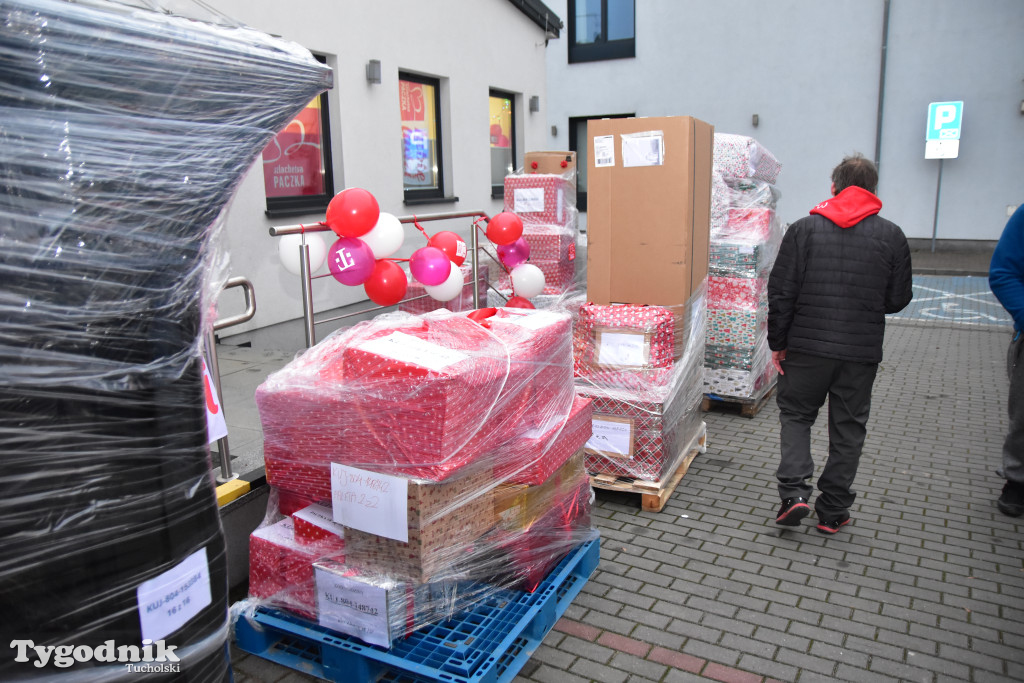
[568,113,633,213]
[400,73,445,203]
[489,90,516,199]
[568,0,635,64]
[262,54,335,217]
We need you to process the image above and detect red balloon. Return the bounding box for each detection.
[505,296,535,309]
[325,188,380,238]
[363,260,408,306]
[485,212,523,246]
[427,231,467,266]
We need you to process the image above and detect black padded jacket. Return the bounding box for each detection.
[767,196,913,364]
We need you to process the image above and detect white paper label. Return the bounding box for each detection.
[587,418,633,458]
[557,187,565,223]
[597,332,648,367]
[738,246,754,254]
[356,332,467,372]
[501,310,564,330]
[202,357,228,445]
[136,547,212,643]
[593,135,615,168]
[622,132,664,167]
[331,464,409,542]
[514,187,546,213]
[316,568,393,648]
[294,503,346,538]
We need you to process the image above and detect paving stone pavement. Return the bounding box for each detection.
[230,276,1024,683]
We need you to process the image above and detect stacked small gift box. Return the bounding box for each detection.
[573,296,708,482]
[248,308,596,648]
[496,157,579,296]
[705,134,784,400]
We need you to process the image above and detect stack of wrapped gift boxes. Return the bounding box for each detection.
[575,116,713,483]
[246,308,597,648]
[704,134,784,401]
[497,152,580,297]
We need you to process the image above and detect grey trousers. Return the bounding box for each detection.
[1003,333,1024,483]
[775,351,878,520]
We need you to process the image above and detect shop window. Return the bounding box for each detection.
[262,55,335,216]
[568,0,635,63]
[568,112,633,213]
[489,90,516,199]
[400,73,445,203]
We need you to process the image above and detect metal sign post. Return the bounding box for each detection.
[925,101,963,252]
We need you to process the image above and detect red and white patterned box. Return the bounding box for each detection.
[343,466,497,582]
[522,225,576,262]
[399,264,488,315]
[492,395,592,485]
[257,315,534,489]
[726,207,773,242]
[292,502,346,550]
[707,276,766,310]
[576,381,704,482]
[479,308,574,431]
[574,304,678,382]
[249,517,343,619]
[503,174,575,227]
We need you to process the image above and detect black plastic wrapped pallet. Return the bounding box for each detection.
[0,0,332,678]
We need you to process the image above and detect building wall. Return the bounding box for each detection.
[205,0,552,340]
[544,0,1023,240]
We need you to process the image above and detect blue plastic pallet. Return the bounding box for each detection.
[234,538,600,683]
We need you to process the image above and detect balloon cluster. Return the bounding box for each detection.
[279,187,545,307]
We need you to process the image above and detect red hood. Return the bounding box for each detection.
[809,186,882,228]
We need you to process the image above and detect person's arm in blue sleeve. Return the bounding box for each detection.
[990,204,1024,332]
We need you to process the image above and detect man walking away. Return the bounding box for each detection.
[989,203,1024,517]
[767,153,913,534]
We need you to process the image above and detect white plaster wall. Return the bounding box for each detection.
[543,0,1024,240]
[205,0,551,338]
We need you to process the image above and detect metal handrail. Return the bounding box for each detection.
[270,211,493,348]
[206,276,257,483]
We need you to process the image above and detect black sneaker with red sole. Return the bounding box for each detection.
[816,515,851,534]
[775,497,811,526]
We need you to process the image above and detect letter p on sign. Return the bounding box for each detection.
[926,101,963,141]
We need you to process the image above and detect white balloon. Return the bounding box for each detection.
[424,264,465,302]
[278,233,327,275]
[361,212,405,259]
[510,263,545,299]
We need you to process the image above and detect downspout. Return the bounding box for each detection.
[874,0,891,176]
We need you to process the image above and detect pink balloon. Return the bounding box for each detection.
[327,237,376,286]
[497,237,531,269]
[409,246,453,286]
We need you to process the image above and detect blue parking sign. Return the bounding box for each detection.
[927,101,963,141]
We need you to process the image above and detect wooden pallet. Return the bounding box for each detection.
[702,384,775,418]
[589,425,706,512]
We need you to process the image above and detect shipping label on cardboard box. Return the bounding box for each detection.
[593,135,615,168]
[315,566,394,648]
[586,415,635,460]
[331,464,409,543]
[621,131,664,167]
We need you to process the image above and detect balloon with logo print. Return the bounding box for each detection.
[427,231,467,266]
[327,237,375,286]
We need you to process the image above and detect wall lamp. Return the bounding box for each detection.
[365,59,381,85]
[529,95,540,113]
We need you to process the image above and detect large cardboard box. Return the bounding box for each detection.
[586,116,713,307]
